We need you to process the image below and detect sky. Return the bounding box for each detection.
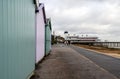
[40,0,120,41]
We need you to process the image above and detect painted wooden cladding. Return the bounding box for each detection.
[36,4,46,63]
[0,0,35,79]
[45,19,52,55]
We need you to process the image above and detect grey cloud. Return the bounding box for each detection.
[41,0,120,41]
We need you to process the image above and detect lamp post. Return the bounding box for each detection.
[64,31,68,41]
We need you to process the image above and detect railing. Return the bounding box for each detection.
[94,42,120,49]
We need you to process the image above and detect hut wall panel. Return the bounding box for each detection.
[36,7,45,63]
[45,24,52,55]
[0,0,35,79]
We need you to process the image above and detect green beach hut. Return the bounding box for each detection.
[0,0,36,79]
[45,18,52,55]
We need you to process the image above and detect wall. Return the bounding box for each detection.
[36,5,45,63]
[45,21,52,55]
[0,0,35,79]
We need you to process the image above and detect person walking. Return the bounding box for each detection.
[68,40,71,45]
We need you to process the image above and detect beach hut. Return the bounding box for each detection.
[45,19,52,55]
[0,0,36,79]
[35,3,46,63]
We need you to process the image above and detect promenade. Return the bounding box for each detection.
[31,44,118,79]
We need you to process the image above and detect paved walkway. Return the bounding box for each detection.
[31,44,118,79]
[71,45,120,78]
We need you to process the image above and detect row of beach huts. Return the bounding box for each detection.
[0,0,51,79]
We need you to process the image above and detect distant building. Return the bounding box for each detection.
[66,36,100,44]
[56,36,65,43]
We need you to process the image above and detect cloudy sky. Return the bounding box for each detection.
[40,0,120,41]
